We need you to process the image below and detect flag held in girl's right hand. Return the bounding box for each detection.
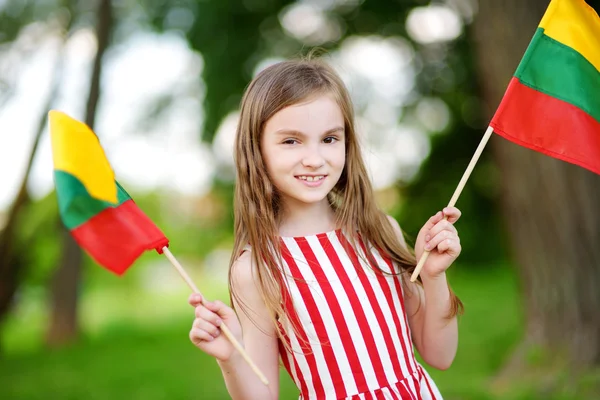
[49,110,169,275]
[490,0,600,176]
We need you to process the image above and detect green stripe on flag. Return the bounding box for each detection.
[55,170,131,229]
[516,27,600,123]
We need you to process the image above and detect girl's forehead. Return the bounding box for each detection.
[263,94,344,136]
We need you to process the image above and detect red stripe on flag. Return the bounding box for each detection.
[71,199,168,275]
[491,77,600,176]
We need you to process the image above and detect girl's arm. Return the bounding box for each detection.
[220,251,280,399]
[190,250,280,399]
[386,215,459,370]
[403,273,458,370]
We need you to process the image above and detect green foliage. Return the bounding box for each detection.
[140,0,296,141]
[14,192,62,286]
[141,0,439,142]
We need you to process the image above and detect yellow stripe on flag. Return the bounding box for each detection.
[539,0,600,73]
[49,110,118,204]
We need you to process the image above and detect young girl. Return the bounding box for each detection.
[188,58,463,400]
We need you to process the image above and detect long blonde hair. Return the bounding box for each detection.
[229,57,462,342]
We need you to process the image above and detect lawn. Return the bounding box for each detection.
[0,264,536,399]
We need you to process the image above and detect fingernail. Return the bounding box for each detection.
[425,235,430,242]
[215,319,222,326]
[425,244,431,250]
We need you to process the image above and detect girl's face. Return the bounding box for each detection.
[261,94,346,210]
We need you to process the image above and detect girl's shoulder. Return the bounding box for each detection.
[230,249,257,291]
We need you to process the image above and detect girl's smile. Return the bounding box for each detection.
[295,174,327,187]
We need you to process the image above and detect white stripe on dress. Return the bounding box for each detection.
[327,235,404,387]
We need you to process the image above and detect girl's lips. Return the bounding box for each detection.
[295,175,327,187]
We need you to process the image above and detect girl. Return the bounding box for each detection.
[188,58,463,400]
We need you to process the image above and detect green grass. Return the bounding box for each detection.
[0,264,532,399]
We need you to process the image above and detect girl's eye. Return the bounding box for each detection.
[282,139,298,145]
[323,136,338,144]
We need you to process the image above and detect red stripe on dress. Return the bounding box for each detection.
[329,232,390,388]
[278,339,292,377]
[355,237,415,381]
[279,264,321,399]
[367,247,421,395]
[293,238,368,394]
[395,380,417,400]
[383,255,420,376]
[374,389,386,400]
[279,337,306,399]
[419,366,437,400]
[293,238,347,400]
[278,327,308,398]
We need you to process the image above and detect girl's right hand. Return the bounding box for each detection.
[188,293,242,362]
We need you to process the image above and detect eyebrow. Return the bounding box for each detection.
[273,126,345,137]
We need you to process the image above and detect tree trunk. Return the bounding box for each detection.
[0,7,74,344]
[46,0,113,347]
[471,0,600,391]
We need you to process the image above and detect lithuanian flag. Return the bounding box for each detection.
[50,110,169,275]
[490,0,600,175]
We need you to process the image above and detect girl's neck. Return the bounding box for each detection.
[278,199,337,237]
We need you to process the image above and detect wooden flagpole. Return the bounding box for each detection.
[410,126,495,282]
[161,246,269,385]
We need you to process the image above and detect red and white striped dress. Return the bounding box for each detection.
[276,229,442,400]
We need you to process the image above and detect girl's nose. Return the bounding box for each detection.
[301,150,325,169]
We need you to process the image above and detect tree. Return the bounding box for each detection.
[45,0,114,346]
[471,0,600,393]
[0,0,73,345]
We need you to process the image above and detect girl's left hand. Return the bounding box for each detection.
[415,207,462,279]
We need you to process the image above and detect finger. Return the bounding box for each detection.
[188,293,204,307]
[205,300,233,319]
[436,238,461,255]
[190,328,215,342]
[195,306,223,326]
[442,207,461,223]
[423,211,445,231]
[425,230,457,251]
[193,319,221,338]
[425,220,457,242]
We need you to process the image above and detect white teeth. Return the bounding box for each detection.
[298,175,324,182]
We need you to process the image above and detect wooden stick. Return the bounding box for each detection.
[410,126,494,282]
[162,246,270,385]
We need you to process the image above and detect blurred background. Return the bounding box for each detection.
[1,0,599,399]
